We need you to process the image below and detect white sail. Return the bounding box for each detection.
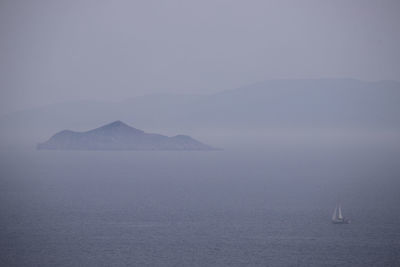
[338,204,343,220]
[332,205,337,220]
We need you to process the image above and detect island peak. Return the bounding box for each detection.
[105,120,128,128]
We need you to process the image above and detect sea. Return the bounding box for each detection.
[1,143,400,266]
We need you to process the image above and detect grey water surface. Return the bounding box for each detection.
[1,144,400,266]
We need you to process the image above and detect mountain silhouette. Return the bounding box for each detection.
[37,121,217,150]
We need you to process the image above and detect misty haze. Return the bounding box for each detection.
[1,1,400,266]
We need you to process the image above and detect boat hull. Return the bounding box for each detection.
[332,219,350,224]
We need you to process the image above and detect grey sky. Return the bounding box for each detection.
[1,0,400,115]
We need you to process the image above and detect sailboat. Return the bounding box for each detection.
[332,203,350,224]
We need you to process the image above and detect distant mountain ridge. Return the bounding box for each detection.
[1,79,400,146]
[37,121,216,150]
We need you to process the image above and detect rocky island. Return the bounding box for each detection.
[37,121,217,151]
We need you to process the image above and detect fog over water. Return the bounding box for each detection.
[1,0,400,266]
[1,143,400,266]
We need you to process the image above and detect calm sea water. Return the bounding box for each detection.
[1,145,400,266]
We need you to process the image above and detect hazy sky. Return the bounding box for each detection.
[1,0,400,114]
